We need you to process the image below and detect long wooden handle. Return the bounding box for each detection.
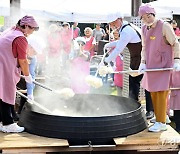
[20,75,53,91]
[170,87,180,90]
[114,67,173,74]
[32,80,53,91]
[95,49,111,77]
[145,67,173,72]
[16,91,52,114]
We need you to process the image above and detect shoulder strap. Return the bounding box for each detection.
[120,24,141,39]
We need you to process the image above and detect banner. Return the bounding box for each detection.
[0,16,4,26]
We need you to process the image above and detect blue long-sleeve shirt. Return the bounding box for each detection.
[105,21,141,63]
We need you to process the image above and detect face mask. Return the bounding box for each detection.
[144,19,156,27]
[145,22,153,26]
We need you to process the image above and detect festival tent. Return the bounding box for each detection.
[151,7,173,19]
[1,0,175,22]
[149,0,180,15]
[21,0,132,23]
[0,0,10,16]
[21,0,174,22]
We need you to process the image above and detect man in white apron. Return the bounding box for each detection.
[102,12,154,119]
[138,4,180,132]
[0,16,39,133]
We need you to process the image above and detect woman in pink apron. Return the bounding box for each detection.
[47,24,61,58]
[170,20,180,37]
[138,4,180,132]
[114,55,123,96]
[69,37,90,93]
[0,16,39,133]
[61,22,72,69]
[170,72,180,132]
[72,22,81,39]
[83,27,96,58]
[47,24,62,76]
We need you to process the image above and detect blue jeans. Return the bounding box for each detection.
[26,57,37,95]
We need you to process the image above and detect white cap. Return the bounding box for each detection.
[62,22,70,27]
[107,12,124,23]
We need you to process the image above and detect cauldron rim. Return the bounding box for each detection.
[24,102,142,118]
[30,94,142,118]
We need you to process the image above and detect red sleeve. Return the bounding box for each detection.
[12,36,28,59]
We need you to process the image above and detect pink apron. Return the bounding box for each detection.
[73,27,80,39]
[47,31,61,57]
[84,36,95,57]
[169,72,180,110]
[70,57,90,93]
[114,56,123,87]
[61,29,72,54]
[175,27,180,36]
[0,27,24,105]
[142,20,173,92]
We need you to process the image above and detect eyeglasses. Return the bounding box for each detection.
[62,24,69,27]
[28,25,34,29]
[28,25,39,31]
[113,32,119,34]
[141,14,152,21]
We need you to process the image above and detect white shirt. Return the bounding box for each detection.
[105,21,141,63]
[85,36,96,45]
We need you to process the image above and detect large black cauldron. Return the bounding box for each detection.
[18,94,147,145]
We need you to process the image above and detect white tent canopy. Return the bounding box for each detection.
[21,0,131,23]
[0,0,10,16]
[149,6,173,19]
[149,0,180,15]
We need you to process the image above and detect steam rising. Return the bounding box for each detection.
[7,2,132,119]
[32,94,139,117]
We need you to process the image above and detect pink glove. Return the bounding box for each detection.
[24,75,33,84]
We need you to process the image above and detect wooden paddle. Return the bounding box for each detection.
[113,67,173,77]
